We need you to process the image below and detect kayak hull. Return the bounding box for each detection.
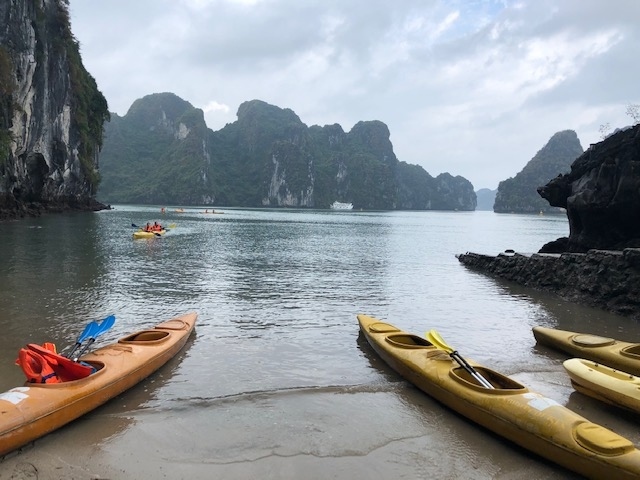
[533,326,640,376]
[133,229,166,239]
[564,358,640,413]
[0,312,197,456]
[358,314,640,480]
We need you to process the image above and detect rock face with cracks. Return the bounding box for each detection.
[538,124,640,253]
[0,0,110,220]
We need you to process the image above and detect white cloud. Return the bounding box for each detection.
[203,101,231,114]
[69,0,640,190]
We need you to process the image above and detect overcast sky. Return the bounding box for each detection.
[69,0,639,190]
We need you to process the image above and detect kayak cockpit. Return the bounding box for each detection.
[385,334,433,349]
[621,344,640,359]
[27,361,106,388]
[119,330,170,344]
[450,366,526,392]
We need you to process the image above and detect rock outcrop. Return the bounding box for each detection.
[538,124,640,252]
[457,249,640,321]
[0,0,110,220]
[458,123,640,319]
[494,130,583,214]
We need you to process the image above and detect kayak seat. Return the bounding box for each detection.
[385,334,433,349]
[451,366,525,391]
[119,330,170,344]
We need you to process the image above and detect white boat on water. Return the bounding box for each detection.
[330,201,353,210]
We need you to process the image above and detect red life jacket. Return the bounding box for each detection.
[26,343,94,382]
[17,348,60,384]
[15,343,94,383]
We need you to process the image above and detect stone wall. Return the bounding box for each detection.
[457,249,640,320]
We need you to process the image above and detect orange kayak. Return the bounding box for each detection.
[0,312,197,456]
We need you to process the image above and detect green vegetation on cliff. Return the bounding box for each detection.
[494,130,583,213]
[100,93,211,204]
[98,96,476,210]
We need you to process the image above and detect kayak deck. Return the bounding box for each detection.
[359,314,640,480]
[564,358,640,413]
[533,326,640,376]
[0,312,197,456]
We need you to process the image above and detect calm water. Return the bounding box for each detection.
[1,206,639,479]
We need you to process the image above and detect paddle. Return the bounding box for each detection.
[65,320,99,359]
[73,315,116,361]
[426,329,494,389]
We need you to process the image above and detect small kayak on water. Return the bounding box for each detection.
[358,314,640,480]
[564,358,640,413]
[533,326,640,376]
[0,312,197,456]
[133,229,166,239]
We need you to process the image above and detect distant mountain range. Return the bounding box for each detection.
[97,93,476,210]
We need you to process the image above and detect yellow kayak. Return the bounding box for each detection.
[358,314,640,480]
[133,229,166,239]
[0,312,196,456]
[564,358,640,413]
[533,326,640,376]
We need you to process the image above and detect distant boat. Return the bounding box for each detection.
[330,201,353,210]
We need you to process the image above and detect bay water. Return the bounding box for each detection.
[1,206,638,479]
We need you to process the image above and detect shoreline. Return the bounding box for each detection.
[0,198,111,221]
[457,248,640,320]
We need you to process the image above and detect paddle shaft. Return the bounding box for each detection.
[450,351,494,389]
[74,338,96,361]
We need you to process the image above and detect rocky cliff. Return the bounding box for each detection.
[98,96,477,210]
[98,93,212,204]
[0,0,109,220]
[458,123,640,320]
[539,124,640,252]
[493,130,583,214]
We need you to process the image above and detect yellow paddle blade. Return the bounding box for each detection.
[426,329,454,354]
[168,223,177,228]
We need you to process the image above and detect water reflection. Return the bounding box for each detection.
[0,206,622,478]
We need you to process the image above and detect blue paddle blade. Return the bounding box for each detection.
[77,321,99,344]
[66,319,100,358]
[92,315,116,339]
[73,315,116,361]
